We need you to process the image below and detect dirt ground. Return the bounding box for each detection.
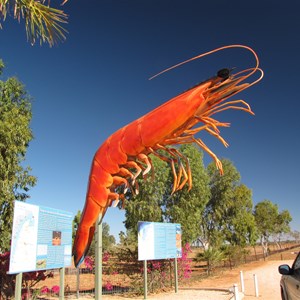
[60,258,294,299]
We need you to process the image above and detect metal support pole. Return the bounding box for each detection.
[240,271,244,293]
[174,258,178,293]
[95,214,103,300]
[59,267,65,300]
[14,272,22,300]
[76,268,80,299]
[143,260,148,299]
[253,274,259,297]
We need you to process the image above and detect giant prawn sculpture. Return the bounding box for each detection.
[73,45,263,267]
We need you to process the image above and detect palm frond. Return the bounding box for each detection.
[0,0,68,47]
[0,0,10,23]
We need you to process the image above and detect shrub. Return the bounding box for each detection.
[0,252,54,299]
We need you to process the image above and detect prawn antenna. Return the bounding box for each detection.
[149,44,261,81]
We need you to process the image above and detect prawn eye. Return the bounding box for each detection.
[217,68,230,79]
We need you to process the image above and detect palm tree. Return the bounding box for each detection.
[0,0,68,47]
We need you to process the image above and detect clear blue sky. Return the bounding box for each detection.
[1,0,300,240]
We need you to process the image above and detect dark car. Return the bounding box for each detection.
[278,252,300,300]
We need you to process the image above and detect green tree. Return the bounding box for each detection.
[290,230,300,243]
[254,199,279,257]
[102,222,116,251]
[0,61,36,251]
[116,229,138,262]
[0,0,68,46]
[203,159,241,248]
[223,184,258,247]
[124,155,169,236]
[202,159,257,251]
[273,209,292,248]
[164,144,210,244]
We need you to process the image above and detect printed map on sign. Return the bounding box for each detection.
[9,201,73,274]
[9,202,39,273]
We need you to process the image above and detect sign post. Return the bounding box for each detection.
[14,272,22,300]
[59,267,65,300]
[95,214,102,300]
[143,260,148,299]
[174,258,178,293]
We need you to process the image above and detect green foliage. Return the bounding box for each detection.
[116,229,138,262]
[72,210,81,243]
[207,158,241,217]
[221,245,250,268]
[195,247,224,275]
[0,61,36,251]
[254,200,292,250]
[124,155,169,236]
[224,184,258,246]
[203,159,241,247]
[203,159,257,248]
[102,222,116,251]
[0,0,68,46]
[164,144,210,244]
[275,210,292,236]
[254,199,279,241]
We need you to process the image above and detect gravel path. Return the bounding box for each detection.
[241,260,293,299]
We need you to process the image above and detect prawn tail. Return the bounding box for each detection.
[73,199,108,267]
[73,223,96,268]
[73,159,111,267]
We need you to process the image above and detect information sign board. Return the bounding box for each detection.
[9,201,73,274]
[138,221,181,261]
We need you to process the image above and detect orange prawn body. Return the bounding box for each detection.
[73,45,263,267]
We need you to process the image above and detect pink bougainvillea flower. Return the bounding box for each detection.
[51,285,60,294]
[41,286,50,294]
[105,281,113,291]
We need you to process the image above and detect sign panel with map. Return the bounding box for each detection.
[9,201,73,274]
[138,221,182,261]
